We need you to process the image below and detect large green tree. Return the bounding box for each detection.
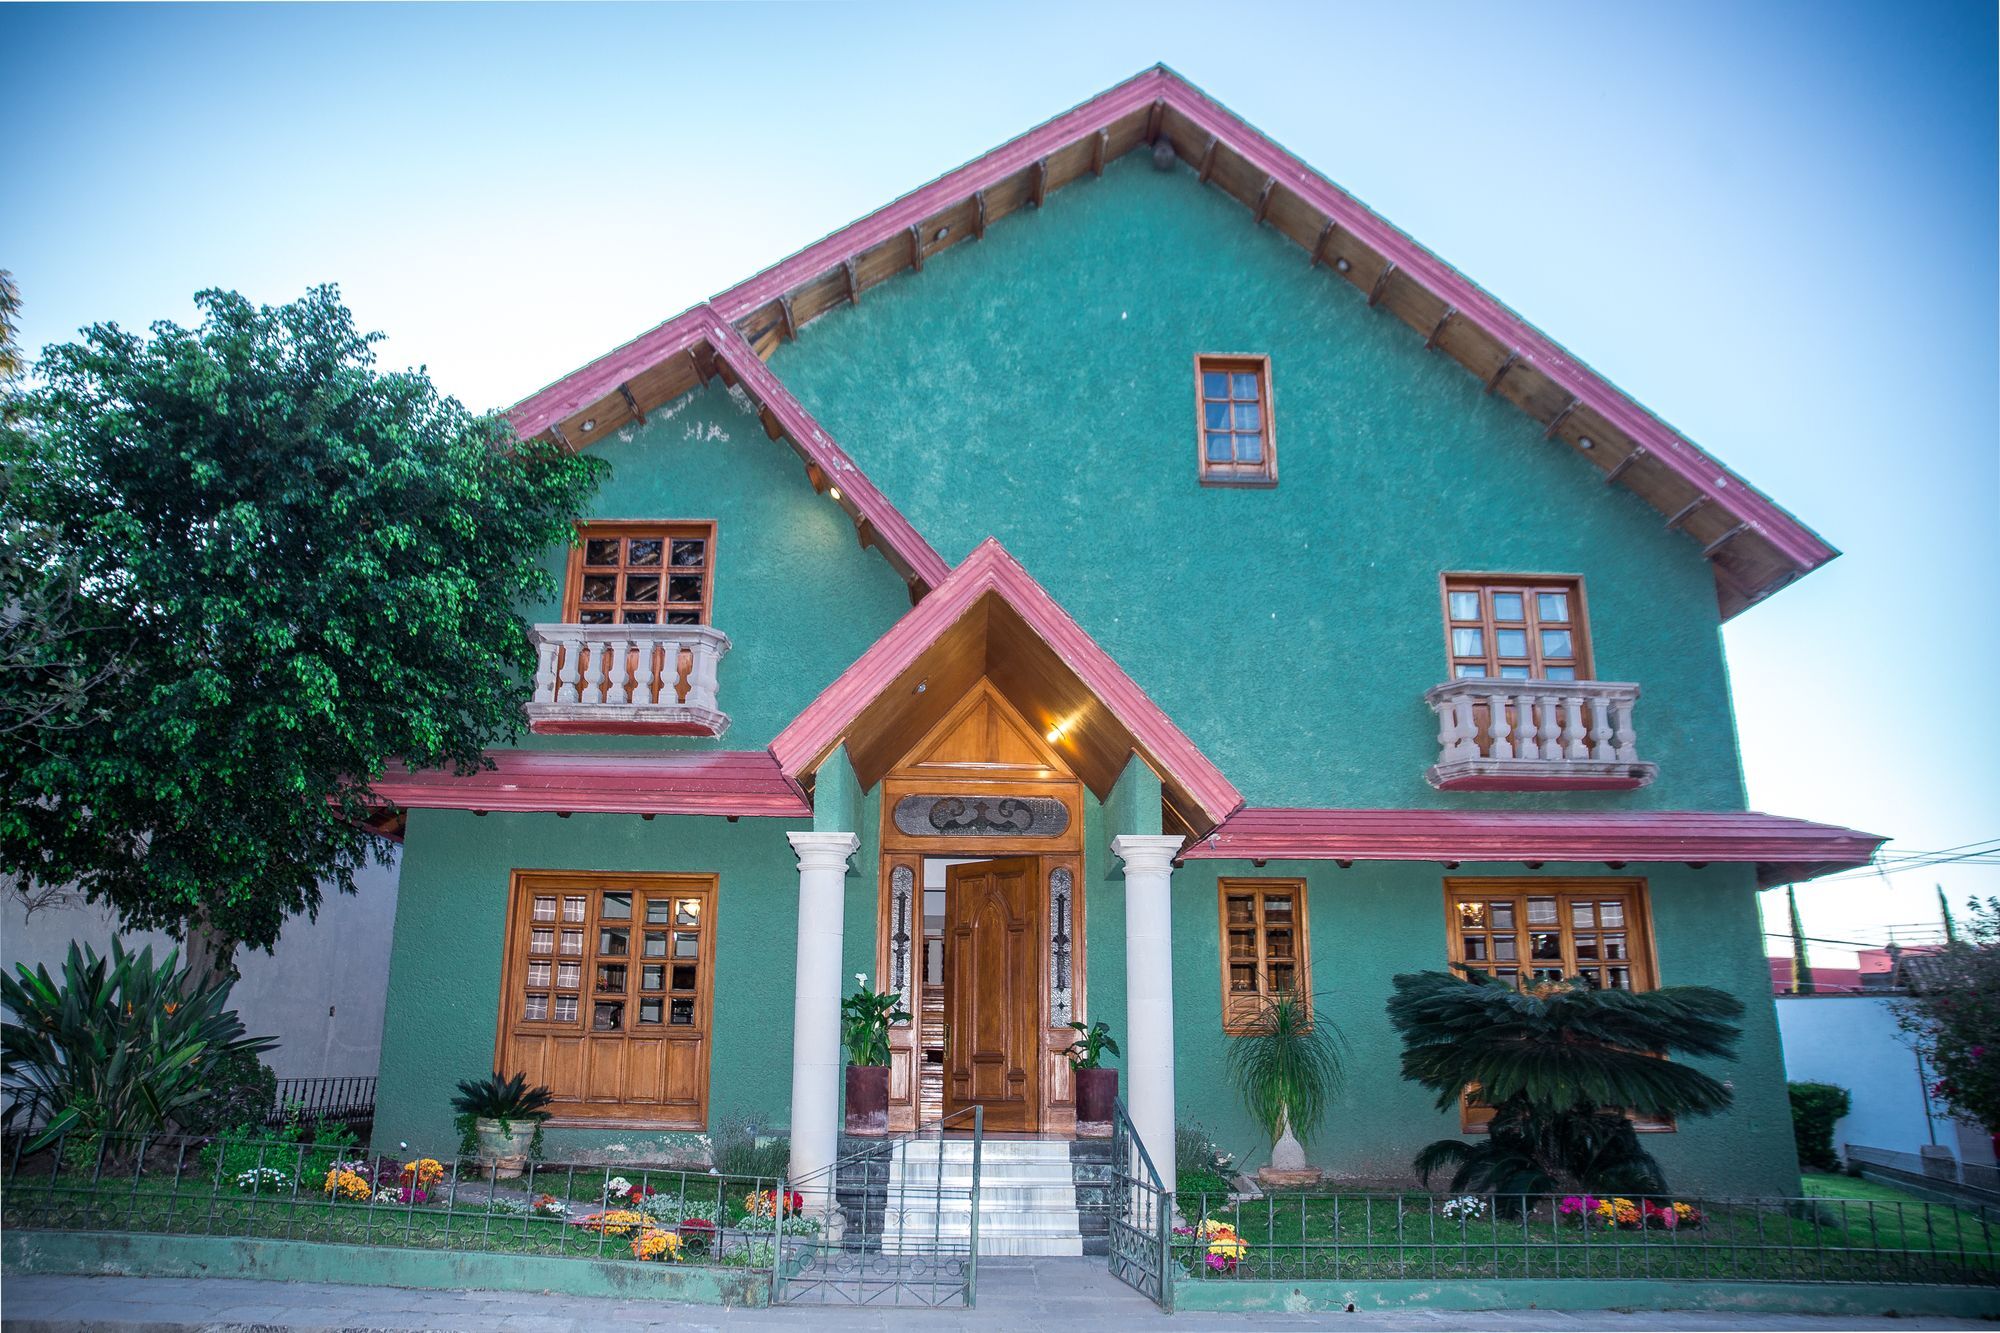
[1387,969,1743,1197]
[1,286,604,981]
[1896,897,2000,1134]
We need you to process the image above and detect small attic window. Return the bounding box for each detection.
[1195,355,1275,485]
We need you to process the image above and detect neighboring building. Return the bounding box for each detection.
[364,66,1882,1198]
[1769,945,1944,995]
[1,855,400,1081]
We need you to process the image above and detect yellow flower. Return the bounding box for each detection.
[1207,1233,1247,1261]
[322,1168,370,1201]
[580,1209,651,1235]
[631,1228,683,1262]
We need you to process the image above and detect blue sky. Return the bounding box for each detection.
[5,2,1994,962]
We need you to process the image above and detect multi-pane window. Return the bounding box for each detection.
[1444,577,1589,681]
[1218,879,1311,1033]
[1445,879,1661,1130]
[1196,355,1276,484]
[565,522,713,626]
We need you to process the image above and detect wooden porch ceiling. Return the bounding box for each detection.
[508,65,1838,620]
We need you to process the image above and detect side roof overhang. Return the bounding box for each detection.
[508,64,1836,619]
[366,749,811,819]
[771,537,1242,831]
[1183,807,1885,887]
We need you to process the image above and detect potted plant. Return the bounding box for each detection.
[1226,989,1344,1188]
[451,1071,554,1179]
[1064,1020,1120,1137]
[841,973,909,1136]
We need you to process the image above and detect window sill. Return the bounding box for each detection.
[1198,474,1279,489]
[528,704,729,738]
[1428,758,1657,791]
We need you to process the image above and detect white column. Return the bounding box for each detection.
[787,831,858,1207]
[1112,833,1184,1194]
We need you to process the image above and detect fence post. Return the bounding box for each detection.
[967,1106,983,1307]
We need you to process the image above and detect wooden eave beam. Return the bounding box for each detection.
[1702,522,1753,559]
[1425,307,1457,351]
[908,224,924,272]
[972,189,988,239]
[1367,261,1398,308]
[618,382,646,426]
[547,421,571,449]
[1544,397,1581,440]
[1308,219,1337,269]
[1485,351,1520,395]
[1029,157,1049,209]
[1197,137,1219,183]
[1091,128,1109,176]
[1146,98,1164,143]
[1604,446,1650,487]
[1666,496,1712,531]
[1252,176,1276,225]
[844,258,860,306]
[778,294,797,342]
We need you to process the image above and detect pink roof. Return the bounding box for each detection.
[1182,807,1884,886]
[771,537,1243,828]
[506,64,1837,618]
[368,749,810,818]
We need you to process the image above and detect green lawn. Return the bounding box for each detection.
[1170,1184,1998,1286]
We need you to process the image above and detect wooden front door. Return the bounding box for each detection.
[942,857,1041,1132]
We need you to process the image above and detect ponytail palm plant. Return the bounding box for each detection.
[1386,969,1743,1197]
[1225,989,1346,1173]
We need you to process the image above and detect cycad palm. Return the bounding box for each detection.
[1386,970,1742,1197]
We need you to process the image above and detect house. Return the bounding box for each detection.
[364,65,1883,1202]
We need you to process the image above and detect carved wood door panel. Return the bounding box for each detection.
[942,857,1041,1132]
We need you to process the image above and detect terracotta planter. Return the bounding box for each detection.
[845,1065,890,1136]
[474,1117,534,1179]
[1074,1067,1117,1137]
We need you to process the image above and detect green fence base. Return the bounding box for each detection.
[1,1230,769,1307]
[1171,1276,2000,1319]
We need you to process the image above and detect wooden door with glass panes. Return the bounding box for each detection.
[1218,879,1310,1034]
[498,871,715,1126]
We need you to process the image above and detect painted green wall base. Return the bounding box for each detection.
[1170,1275,2000,1318]
[1,1230,769,1307]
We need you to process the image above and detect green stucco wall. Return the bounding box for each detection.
[1169,861,1799,1197]
[513,379,911,754]
[771,154,1746,812]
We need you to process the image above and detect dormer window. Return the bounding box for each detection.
[1196,355,1276,485]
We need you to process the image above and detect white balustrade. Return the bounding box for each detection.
[1423,679,1654,790]
[526,623,732,736]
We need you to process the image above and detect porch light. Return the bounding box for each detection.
[580,419,596,433]
[1045,722,1066,743]
[829,486,842,502]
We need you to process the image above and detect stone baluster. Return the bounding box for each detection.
[1611,693,1639,762]
[1451,695,1480,763]
[1562,695,1588,760]
[1538,696,1562,762]
[556,634,584,705]
[1487,690,1513,760]
[613,634,638,705]
[1515,691,1539,760]
[1588,695,1616,760]
[687,636,723,714]
[580,635,608,705]
[531,637,561,705]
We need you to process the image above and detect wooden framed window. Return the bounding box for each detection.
[1195,355,1276,485]
[1443,575,1590,681]
[564,521,715,626]
[1444,878,1663,1131]
[498,871,716,1127]
[1218,878,1310,1034]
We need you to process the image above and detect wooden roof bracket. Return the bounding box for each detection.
[843,258,860,306]
[972,189,988,239]
[686,347,709,386]
[1308,219,1338,269]
[1029,157,1049,209]
[1367,261,1398,307]
[1666,496,1712,531]
[1146,97,1165,143]
[547,421,571,449]
[1197,137,1219,182]
[1091,128,1109,176]
[1424,307,1457,351]
[1702,521,1753,558]
[777,294,798,342]
[1252,176,1276,225]
[1544,396,1581,439]
[1485,351,1520,394]
[618,382,646,426]
[1604,445,1651,487]
[907,224,924,272]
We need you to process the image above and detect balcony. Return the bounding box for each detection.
[1424,679,1656,792]
[526,624,731,737]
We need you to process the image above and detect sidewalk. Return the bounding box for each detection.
[2,1263,1995,1333]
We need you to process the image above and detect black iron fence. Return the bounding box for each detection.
[1173,1189,1999,1287]
[1,1127,792,1277]
[1847,1144,2000,1206]
[267,1077,377,1129]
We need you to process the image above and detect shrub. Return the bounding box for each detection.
[176,1048,278,1137]
[197,1104,359,1188]
[0,939,277,1151]
[1788,1081,1852,1172]
[1175,1120,1236,1195]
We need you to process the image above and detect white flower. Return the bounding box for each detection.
[855,972,869,988]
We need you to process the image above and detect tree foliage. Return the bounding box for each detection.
[1387,969,1743,1196]
[0,286,604,971]
[1225,989,1346,1145]
[1787,1081,1851,1172]
[1896,897,2000,1132]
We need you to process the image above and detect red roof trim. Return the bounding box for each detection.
[1182,807,1884,886]
[367,749,811,819]
[771,537,1243,827]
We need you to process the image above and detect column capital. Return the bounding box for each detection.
[1111,834,1184,877]
[788,831,861,872]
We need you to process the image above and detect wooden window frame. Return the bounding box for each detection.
[1442,876,1668,1133]
[1194,354,1277,487]
[1217,877,1311,1035]
[497,870,717,1128]
[1439,573,1593,682]
[563,520,717,627]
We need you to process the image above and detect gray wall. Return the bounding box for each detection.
[2,854,401,1080]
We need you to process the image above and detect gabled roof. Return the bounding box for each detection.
[771,537,1242,830]
[1182,807,1885,886]
[509,65,1837,619]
